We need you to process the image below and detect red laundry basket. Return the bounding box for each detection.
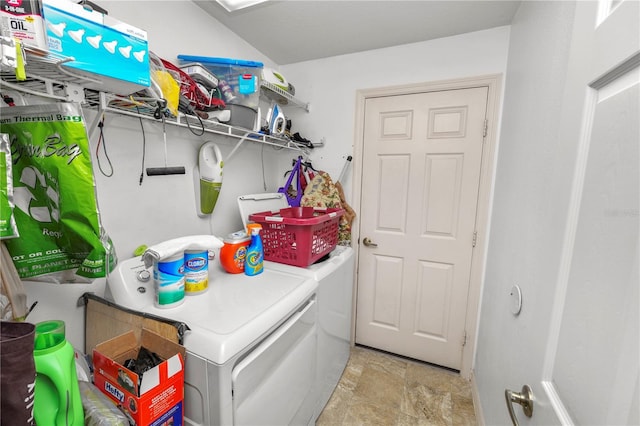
[248,207,344,267]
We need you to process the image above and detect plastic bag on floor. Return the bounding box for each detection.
[79,381,129,426]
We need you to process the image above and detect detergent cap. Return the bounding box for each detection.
[246,223,262,235]
[34,320,66,351]
[224,230,250,244]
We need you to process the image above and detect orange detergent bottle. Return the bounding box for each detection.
[219,231,251,274]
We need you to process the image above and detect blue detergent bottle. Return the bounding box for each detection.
[245,224,264,276]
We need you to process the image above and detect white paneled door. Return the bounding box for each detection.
[355,86,489,370]
[532,1,640,424]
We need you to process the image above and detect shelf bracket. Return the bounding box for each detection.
[225,131,253,163]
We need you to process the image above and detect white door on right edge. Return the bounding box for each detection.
[355,86,489,371]
[532,1,639,424]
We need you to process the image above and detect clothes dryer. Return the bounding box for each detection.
[266,246,354,421]
[106,238,319,426]
[238,193,356,419]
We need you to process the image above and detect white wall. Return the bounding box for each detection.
[22,4,511,353]
[101,0,278,68]
[474,2,577,424]
[281,26,510,198]
[22,1,287,349]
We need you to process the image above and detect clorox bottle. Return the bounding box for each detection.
[244,224,264,276]
[33,320,83,425]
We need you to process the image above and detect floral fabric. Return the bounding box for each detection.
[301,171,354,245]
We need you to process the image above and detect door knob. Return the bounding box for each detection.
[505,385,533,426]
[362,237,378,247]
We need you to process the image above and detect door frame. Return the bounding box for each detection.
[350,74,503,379]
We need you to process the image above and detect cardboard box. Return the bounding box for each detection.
[42,0,149,94]
[93,329,185,426]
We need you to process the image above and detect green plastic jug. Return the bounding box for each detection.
[33,320,84,425]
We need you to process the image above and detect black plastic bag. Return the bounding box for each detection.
[1,321,36,425]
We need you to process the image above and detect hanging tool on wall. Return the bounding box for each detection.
[335,156,356,241]
[145,115,186,176]
[337,155,352,184]
[197,142,223,215]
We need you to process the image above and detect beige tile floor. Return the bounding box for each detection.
[317,345,477,426]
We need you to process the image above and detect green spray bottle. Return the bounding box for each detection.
[33,320,84,425]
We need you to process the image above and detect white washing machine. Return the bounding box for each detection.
[266,246,354,420]
[106,244,319,426]
[238,194,356,420]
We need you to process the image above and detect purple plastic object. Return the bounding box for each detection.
[278,157,303,207]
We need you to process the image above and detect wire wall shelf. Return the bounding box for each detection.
[260,81,310,112]
[1,49,311,160]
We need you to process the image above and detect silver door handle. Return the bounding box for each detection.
[362,237,377,247]
[505,385,533,426]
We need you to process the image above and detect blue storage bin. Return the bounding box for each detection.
[178,55,263,110]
